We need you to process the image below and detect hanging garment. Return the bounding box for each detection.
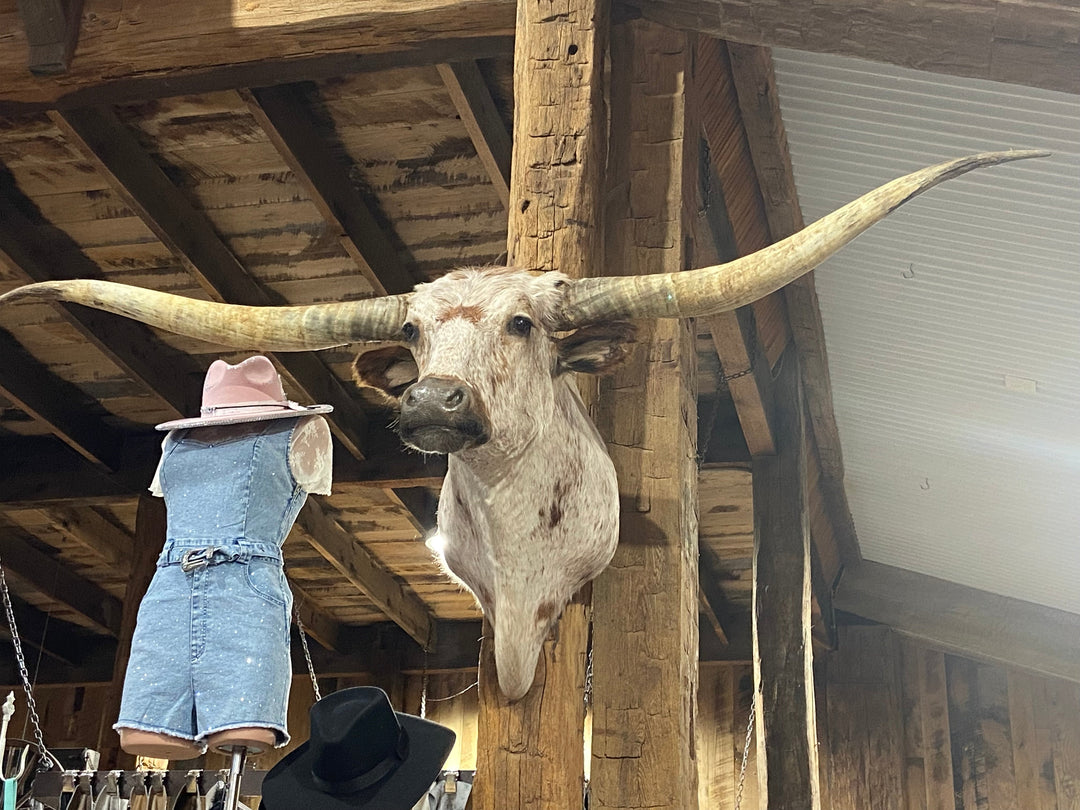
[411,772,472,810]
[116,420,312,750]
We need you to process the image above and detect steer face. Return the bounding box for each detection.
[353,267,634,459]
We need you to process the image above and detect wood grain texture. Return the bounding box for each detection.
[836,560,1080,685]
[589,18,700,810]
[0,0,517,106]
[752,344,820,810]
[471,1,609,808]
[631,0,1080,94]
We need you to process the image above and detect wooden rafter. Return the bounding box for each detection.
[632,0,1080,95]
[752,346,821,808]
[49,106,374,460]
[295,497,435,649]
[15,0,84,75]
[0,527,122,637]
[38,506,134,571]
[0,1,517,109]
[0,197,194,420]
[243,85,417,297]
[436,61,513,208]
[0,594,85,666]
[722,41,861,567]
[0,327,126,470]
[288,579,344,653]
[695,156,776,455]
[836,560,1080,685]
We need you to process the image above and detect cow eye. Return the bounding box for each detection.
[401,322,418,342]
[508,315,533,337]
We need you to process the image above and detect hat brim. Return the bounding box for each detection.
[155,404,333,431]
[260,713,455,810]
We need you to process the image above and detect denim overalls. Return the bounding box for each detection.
[115,419,307,748]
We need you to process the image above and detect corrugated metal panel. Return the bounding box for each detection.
[772,50,1080,614]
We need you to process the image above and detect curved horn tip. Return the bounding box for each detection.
[0,282,59,305]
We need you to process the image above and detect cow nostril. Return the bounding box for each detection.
[445,388,464,409]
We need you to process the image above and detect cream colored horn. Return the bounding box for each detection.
[555,150,1049,327]
[0,279,409,348]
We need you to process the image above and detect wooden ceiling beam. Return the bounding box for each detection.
[38,506,134,570]
[0,526,122,636]
[15,0,84,75]
[0,434,444,507]
[722,42,861,569]
[436,61,513,208]
[288,579,344,653]
[0,1,516,109]
[243,85,416,297]
[0,327,126,470]
[0,196,194,420]
[49,106,374,461]
[0,593,89,667]
[631,0,1080,95]
[695,155,776,456]
[836,560,1080,685]
[295,497,435,650]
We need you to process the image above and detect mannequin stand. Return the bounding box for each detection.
[223,745,247,810]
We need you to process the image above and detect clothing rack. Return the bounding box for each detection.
[28,768,266,807]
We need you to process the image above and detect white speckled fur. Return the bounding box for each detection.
[389,268,620,700]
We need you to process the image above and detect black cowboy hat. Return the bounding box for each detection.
[259,687,455,810]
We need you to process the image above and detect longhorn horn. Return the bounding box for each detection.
[555,150,1049,327]
[0,279,410,348]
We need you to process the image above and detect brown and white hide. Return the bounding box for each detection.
[354,267,630,700]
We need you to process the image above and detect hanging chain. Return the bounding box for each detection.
[419,649,429,720]
[0,556,61,770]
[293,603,321,702]
[734,697,756,810]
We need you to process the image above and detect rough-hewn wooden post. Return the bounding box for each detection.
[752,346,821,809]
[471,0,610,807]
[589,19,701,810]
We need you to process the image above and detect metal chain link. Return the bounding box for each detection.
[734,697,756,810]
[293,604,321,702]
[0,555,61,770]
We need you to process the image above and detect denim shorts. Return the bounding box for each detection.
[115,540,294,748]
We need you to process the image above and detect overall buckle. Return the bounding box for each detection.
[180,547,219,572]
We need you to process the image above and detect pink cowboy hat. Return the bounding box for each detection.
[155,355,333,431]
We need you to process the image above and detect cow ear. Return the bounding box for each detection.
[351,346,419,402]
[554,322,636,375]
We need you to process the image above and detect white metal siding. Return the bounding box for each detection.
[772,50,1080,614]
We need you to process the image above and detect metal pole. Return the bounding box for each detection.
[222,746,247,810]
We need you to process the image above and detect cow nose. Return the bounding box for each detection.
[403,377,471,413]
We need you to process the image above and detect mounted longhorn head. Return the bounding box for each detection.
[0,151,1046,699]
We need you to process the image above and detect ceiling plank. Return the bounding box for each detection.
[0,1,516,109]
[436,61,513,208]
[0,195,194,420]
[631,0,1080,95]
[0,593,85,666]
[0,526,122,636]
[0,326,126,470]
[15,0,84,75]
[0,436,151,507]
[836,560,1080,685]
[294,497,435,650]
[49,106,374,460]
[39,506,134,570]
[243,85,417,297]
